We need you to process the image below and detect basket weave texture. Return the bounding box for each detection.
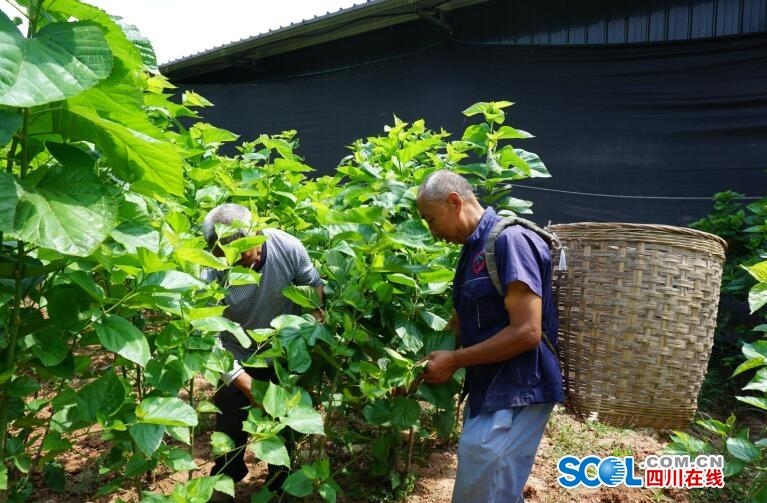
[546,223,727,430]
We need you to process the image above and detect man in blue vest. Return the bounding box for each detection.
[416,170,563,503]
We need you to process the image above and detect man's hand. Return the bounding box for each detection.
[231,372,257,407]
[422,350,459,384]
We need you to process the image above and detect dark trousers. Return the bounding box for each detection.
[210,367,293,485]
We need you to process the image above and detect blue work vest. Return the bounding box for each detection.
[452,208,564,416]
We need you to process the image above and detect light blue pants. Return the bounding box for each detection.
[452,402,555,503]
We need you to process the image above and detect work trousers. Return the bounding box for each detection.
[452,402,555,503]
[210,367,293,486]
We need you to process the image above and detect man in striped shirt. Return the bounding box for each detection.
[202,203,324,498]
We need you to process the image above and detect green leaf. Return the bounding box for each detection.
[251,437,290,467]
[175,247,227,270]
[733,356,767,377]
[387,273,417,288]
[129,422,165,457]
[283,470,314,497]
[140,270,206,292]
[115,18,157,72]
[0,14,112,107]
[136,397,198,427]
[726,437,761,461]
[516,148,550,177]
[182,90,213,107]
[274,157,313,172]
[320,206,385,224]
[282,285,323,309]
[386,220,433,250]
[66,269,105,301]
[495,126,533,140]
[0,172,22,232]
[283,406,325,435]
[62,105,183,197]
[320,482,338,503]
[463,101,513,117]
[286,336,311,373]
[163,448,198,472]
[210,431,235,456]
[0,463,6,490]
[190,122,239,146]
[75,370,126,422]
[749,283,767,314]
[4,163,117,257]
[394,319,424,353]
[743,261,767,283]
[390,397,421,429]
[742,341,767,363]
[191,316,250,349]
[363,399,391,425]
[744,368,767,392]
[42,462,66,492]
[263,382,290,419]
[95,314,151,367]
[736,395,767,411]
[419,310,448,331]
[0,110,21,145]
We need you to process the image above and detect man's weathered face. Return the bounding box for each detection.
[417,195,461,244]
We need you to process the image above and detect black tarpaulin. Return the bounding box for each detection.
[181,34,767,226]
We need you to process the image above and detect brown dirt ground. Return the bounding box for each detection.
[27,400,706,503]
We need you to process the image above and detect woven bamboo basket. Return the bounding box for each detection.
[546,223,727,430]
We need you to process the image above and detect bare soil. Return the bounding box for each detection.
[28,401,703,503]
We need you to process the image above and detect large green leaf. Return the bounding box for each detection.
[95,314,151,367]
[46,0,144,74]
[283,406,325,435]
[263,382,290,419]
[251,437,290,467]
[749,283,767,314]
[115,18,158,73]
[0,109,21,145]
[210,432,236,456]
[191,316,250,349]
[5,162,117,256]
[0,12,112,107]
[129,423,166,457]
[62,105,183,197]
[726,437,761,461]
[74,370,126,423]
[283,470,313,497]
[136,397,198,427]
[0,172,23,231]
[736,395,767,411]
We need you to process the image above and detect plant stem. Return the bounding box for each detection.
[405,426,415,475]
[0,101,32,461]
[187,376,196,482]
[0,240,26,460]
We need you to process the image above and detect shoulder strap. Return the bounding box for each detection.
[484,215,560,356]
[485,216,559,296]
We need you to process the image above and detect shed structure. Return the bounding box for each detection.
[162,0,767,226]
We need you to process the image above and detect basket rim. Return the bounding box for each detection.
[545,222,727,251]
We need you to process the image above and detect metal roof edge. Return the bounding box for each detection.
[160,0,490,78]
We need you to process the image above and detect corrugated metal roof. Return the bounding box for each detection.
[160,0,490,78]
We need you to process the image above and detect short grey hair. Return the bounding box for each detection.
[417,169,475,201]
[202,203,252,246]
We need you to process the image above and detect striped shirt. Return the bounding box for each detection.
[204,228,322,384]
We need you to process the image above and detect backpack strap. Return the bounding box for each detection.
[485,216,559,356]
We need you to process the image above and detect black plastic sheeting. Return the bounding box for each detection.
[180,34,767,227]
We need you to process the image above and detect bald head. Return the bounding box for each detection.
[202,203,252,247]
[416,170,484,244]
[417,169,476,203]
